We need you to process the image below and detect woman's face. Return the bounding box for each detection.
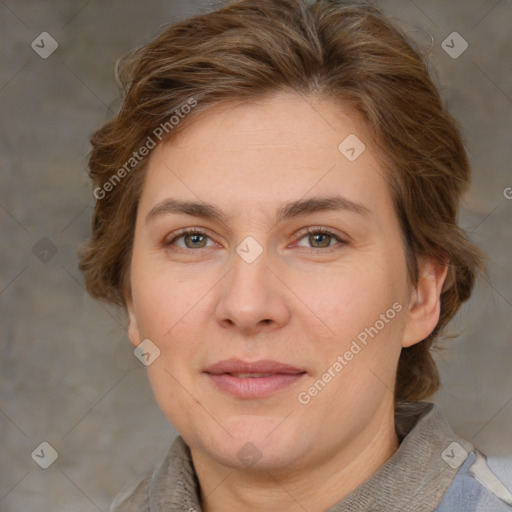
[126,91,439,472]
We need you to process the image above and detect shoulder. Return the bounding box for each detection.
[435,449,512,511]
[109,469,152,512]
[109,435,201,512]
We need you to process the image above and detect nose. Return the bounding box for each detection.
[215,245,291,336]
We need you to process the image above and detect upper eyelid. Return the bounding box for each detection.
[293,228,347,247]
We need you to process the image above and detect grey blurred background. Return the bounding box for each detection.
[1,0,511,510]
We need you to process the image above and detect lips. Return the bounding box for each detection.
[203,359,307,399]
[204,358,306,375]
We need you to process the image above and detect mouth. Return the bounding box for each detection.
[203,359,307,399]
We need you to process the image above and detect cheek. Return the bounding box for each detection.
[130,257,213,380]
[301,258,404,329]
[131,251,207,337]
[301,262,408,379]
[145,357,198,437]
[131,266,204,424]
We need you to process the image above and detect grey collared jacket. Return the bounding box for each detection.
[110,401,512,511]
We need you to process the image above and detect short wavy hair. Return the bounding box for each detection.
[78,0,486,403]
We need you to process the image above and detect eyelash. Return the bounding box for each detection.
[163,227,347,252]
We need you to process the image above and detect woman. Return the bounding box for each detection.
[78,0,512,510]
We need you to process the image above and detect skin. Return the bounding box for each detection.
[126,91,448,512]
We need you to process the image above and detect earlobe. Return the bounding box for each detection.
[401,257,449,348]
[126,293,142,348]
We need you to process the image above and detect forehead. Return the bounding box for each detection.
[139,91,392,222]
[168,92,368,154]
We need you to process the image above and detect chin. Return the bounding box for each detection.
[192,417,307,471]
[210,442,301,472]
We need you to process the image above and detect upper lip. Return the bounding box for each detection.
[204,358,306,375]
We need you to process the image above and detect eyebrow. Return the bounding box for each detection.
[145,195,372,225]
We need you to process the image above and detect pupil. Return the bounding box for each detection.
[311,233,330,248]
[186,234,205,248]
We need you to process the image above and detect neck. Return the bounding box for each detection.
[191,403,399,512]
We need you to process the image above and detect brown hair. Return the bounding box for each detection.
[78,0,486,402]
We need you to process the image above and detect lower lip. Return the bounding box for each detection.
[205,373,306,398]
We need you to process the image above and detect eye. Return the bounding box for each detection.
[295,227,346,250]
[164,229,215,249]
[163,227,347,252]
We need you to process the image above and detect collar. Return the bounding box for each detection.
[147,401,474,511]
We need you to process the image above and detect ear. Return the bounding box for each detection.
[126,292,143,348]
[401,256,449,348]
